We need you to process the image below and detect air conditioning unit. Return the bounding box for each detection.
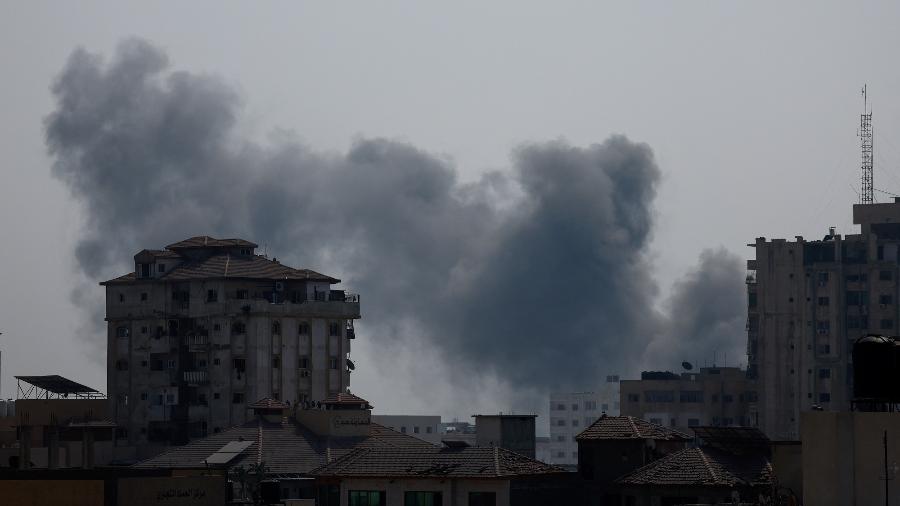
[274,281,284,292]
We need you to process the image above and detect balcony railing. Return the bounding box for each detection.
[183,371,208,385]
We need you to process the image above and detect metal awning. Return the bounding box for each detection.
[16,375,104,399]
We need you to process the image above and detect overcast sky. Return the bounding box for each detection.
[2,2,900,423]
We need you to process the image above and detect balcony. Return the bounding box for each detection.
[187,335,209,352]
[183,371,209,385]
[222,296,360,319]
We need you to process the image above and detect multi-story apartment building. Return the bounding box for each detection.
[371,415,442,445]
[619,367,756,435]
[748,200,900,439]
[548,376,620,468]
[102,236,360,455]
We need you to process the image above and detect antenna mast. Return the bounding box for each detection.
[860,85,874,204]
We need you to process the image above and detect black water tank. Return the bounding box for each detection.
[853,335,894,399]
[893,339,900,402]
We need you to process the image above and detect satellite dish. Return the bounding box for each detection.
[682,361,693,371]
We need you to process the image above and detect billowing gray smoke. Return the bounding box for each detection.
[45,39,745,407]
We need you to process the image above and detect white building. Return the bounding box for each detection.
[548,376,620,468]
[372,415,441,445]
[748,201,900,439]
[103,236,360,458]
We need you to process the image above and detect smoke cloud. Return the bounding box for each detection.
[45,38,745,412]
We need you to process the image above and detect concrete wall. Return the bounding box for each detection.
[474,416,536,459]
[372,415,441,445]
[801,411,900,506]
[0,479,105,506]
[548,386,620,467]
[335,477,509,506]
[619,367,755,435]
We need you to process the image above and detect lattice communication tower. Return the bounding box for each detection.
[860,85,874,204]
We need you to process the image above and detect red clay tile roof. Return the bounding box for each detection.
[323,392,372,408]
[166,236,258,250]
[616,447,774,487]
[102,253,339,285]
[134,421,432,475]
[576,416,691,441]
[248,398,289,410]
[310,445,566,479]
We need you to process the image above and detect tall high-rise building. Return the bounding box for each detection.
[748,201,900,439]
[102,236,360,455]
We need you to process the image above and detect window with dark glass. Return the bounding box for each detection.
[349,491,385,506]
[679,391,704,403]
[404,491,442,506]
[468,492,496,506]
[881,270,893,281]
[881,294,894,305]
[206,289,218,302]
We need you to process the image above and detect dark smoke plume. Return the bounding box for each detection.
[45,39,745,408]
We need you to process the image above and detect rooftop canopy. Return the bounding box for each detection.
[15,375,103,399]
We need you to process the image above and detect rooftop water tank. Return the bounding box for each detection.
[853,335,894,400]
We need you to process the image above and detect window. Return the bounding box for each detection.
[329,322,341,336]
[140,392,148,401]
[232,393,245,404]
[213,358,220,366]
[723,394,734,403]
[140,360,148,367]
[818,297,829,306]
[233,358,246,372]
[680,391,704,403]
[298,322,310,335]
[584,417,594,426]
[213,323,221,332]
[349,491,386,506]
[818,272,829,283]
[881,270,893,281]
[118,293,124,303]
[404,491,442,506]
[414,426,420,434]
[232,322,246,334]
[213,392,220,400]
[556,451,565,458]
[627,394,640,402]
[571,403,579,411]
[141,326,148,334]
[299,356,310,369]
[817,320,830,333]
[141,292,148,302]
[272,357,281,368]
[271,321,281,334]
[115,427,128,439]
[606,375,620,382]
[206,289,218,302]
[584,401,596,410]
[116,326,130,338]
[556,435,565,442]
[166,359,176,369]
[601,403,609,411]
[330,358,339,369]
[649,418,662,425]
[556,419,565,427]
[846,290,868,306]
[819,393,831,403]
[881,294,894,305]
[818,344,831,355]
[236,289,249,300]
[687,418,700,427]
[645,391,675,403]
[158,263,166,273]
[555,403,566,410]
[426,426,432,434]
[819,368,831,379]
[882,319,894,330]
[571,419,579,427]
[469,492,496,506]
[401,426,407,433]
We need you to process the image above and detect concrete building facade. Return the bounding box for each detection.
[548,378,621,468]
[619,368,756,435]
[371,415,441,445]
[748,201,900,439]
[102,236,360,455]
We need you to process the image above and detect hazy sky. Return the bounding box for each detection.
[2,2,900,423]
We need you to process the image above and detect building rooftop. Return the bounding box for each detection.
[310,445,565,479]
[134,419,432,476]
[102,251,339,285]
[323,392,372,409]
[616,447,773,487]
[576,415,691,442]
[165,236,258,250]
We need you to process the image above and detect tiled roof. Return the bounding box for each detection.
[576,416,692,441]
[134,421,433,475]
[248,398,289,410]
[166,236,258,250]
[310,445,566,479]
[102,254,339,284]
[323,392,372,408]
[616,447,774,487]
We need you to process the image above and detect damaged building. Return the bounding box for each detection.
[101,236,360,457]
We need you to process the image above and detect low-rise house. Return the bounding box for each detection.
[310,441,572,506]
[576,415,691,505]
[616,426,775,506]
